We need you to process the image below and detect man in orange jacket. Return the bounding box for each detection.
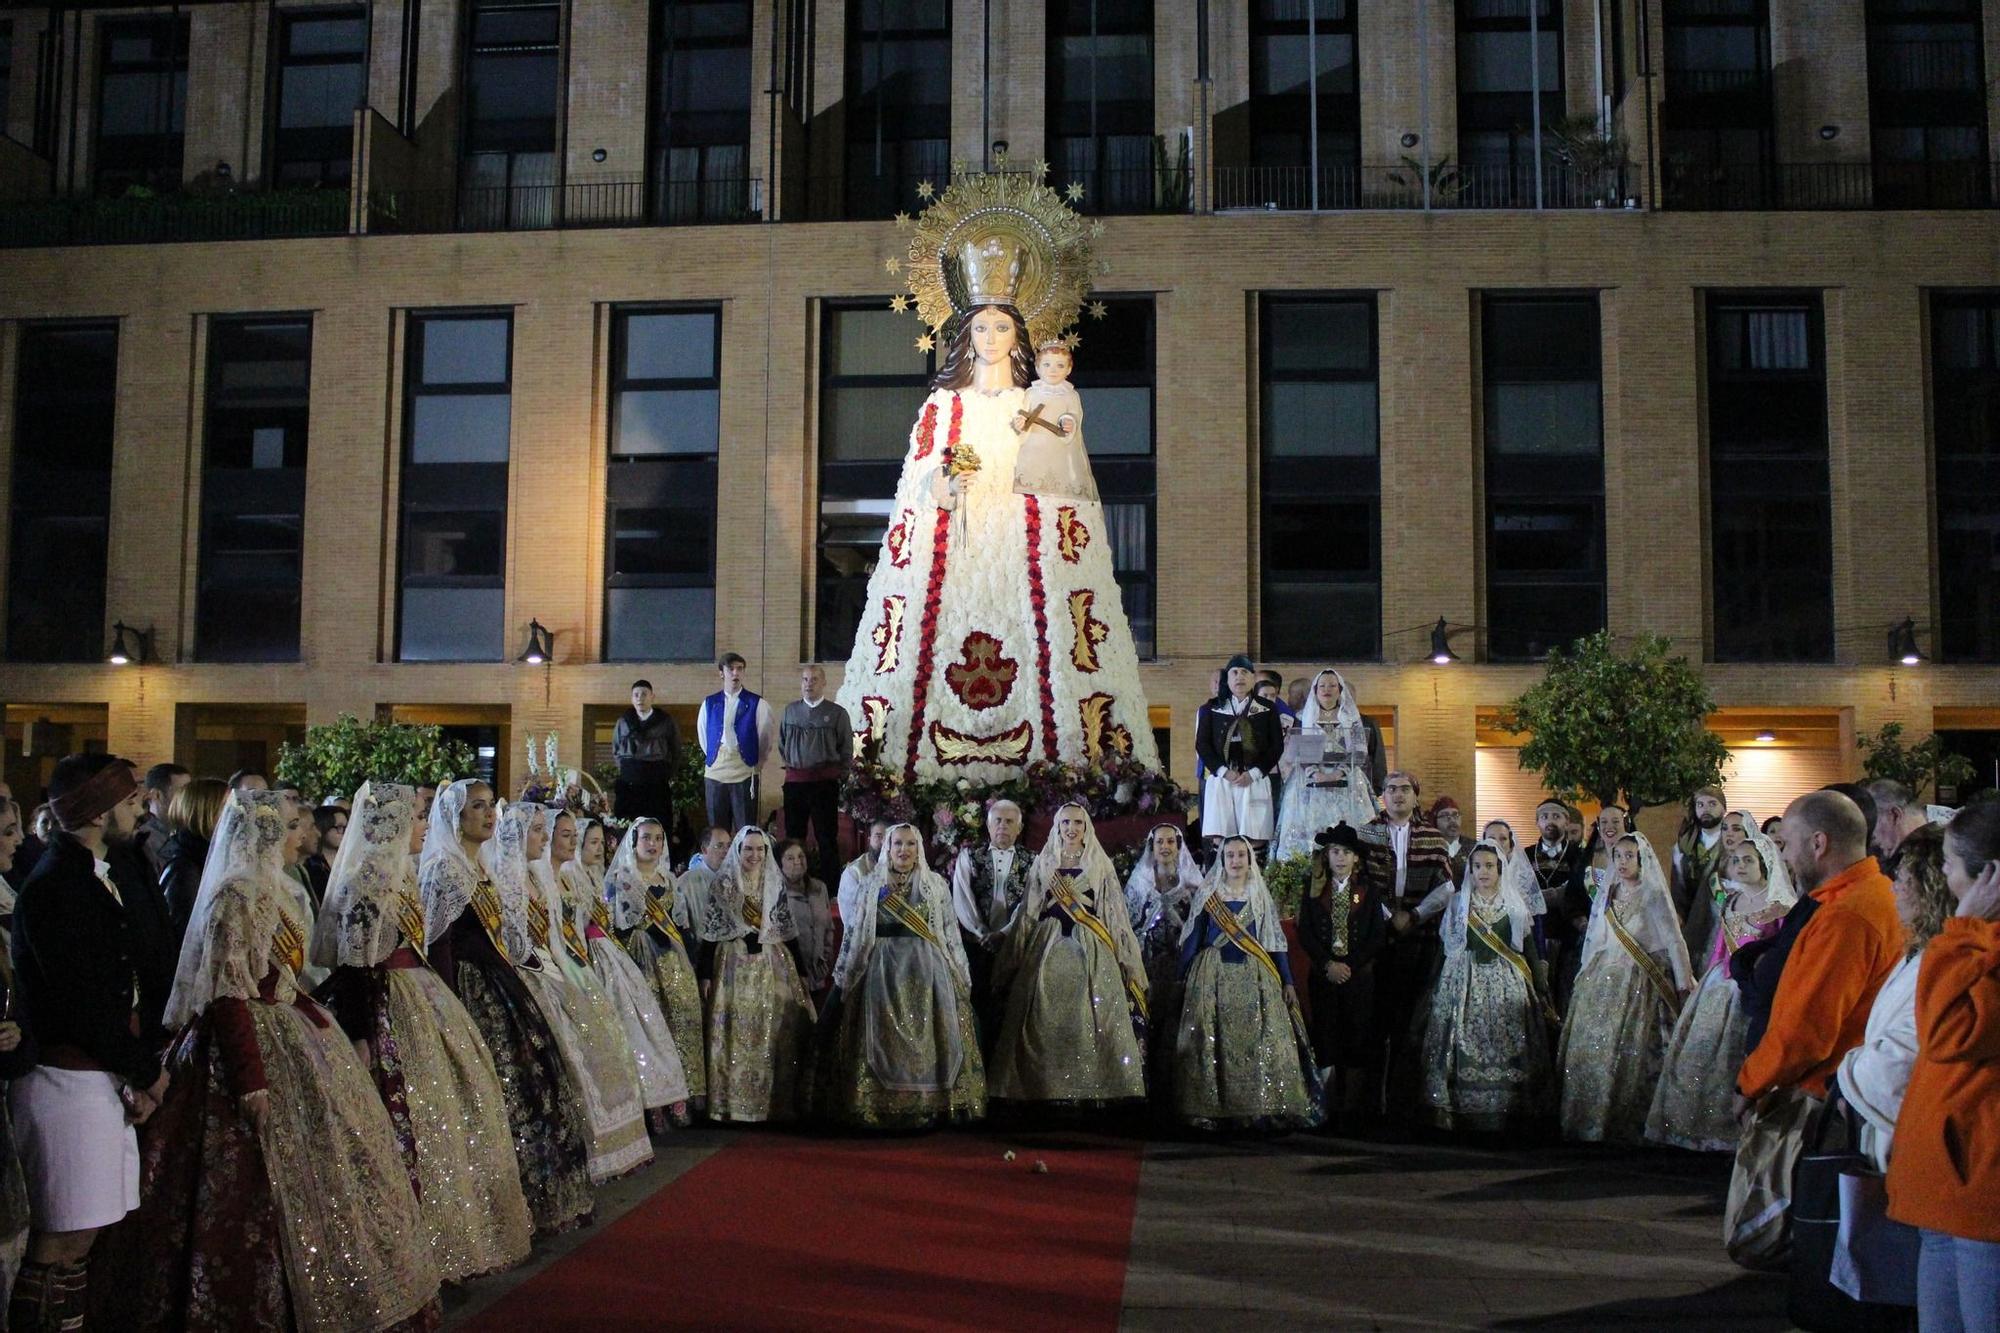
[1735,790,1905,1108]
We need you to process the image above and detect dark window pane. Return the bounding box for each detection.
[612,505,713,577]
[399,588,505,661]
[95,16,188,194]
[608,587,717,660]
[1935,294,2000,660]
[8,325,117,662]
[403,509,505,578]
[623,310,719,380]
[615,389,720,455]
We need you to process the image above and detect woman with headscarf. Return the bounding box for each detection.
[1645,826,1796,1152]
[1170,835,1319,1130]
[132,788,440,1331]
[1559,832,1696,1144]
[698,826,817,1123]
[599,815,709,1115]
[313,781,533,1280]
[488,805,659,1173]
[989,803,1149,1108]
[1195,656,1284,854]
[818,823,984,1129]
[1123,823,1202,1074]
[1272,669,1383,862]
[1419,840,1556,1133]
[557,819,688,1133]
[422,779,592,1236]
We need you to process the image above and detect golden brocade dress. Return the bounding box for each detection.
[703,884,817,1124]
[1169,899,1315,1130]
[617,876,709,1104]
[820,879,986,1129]
[1644,896,1783,1152]
[322,875,533,1282]
[1420,901,1555,1133]
[530,880,653,1182]
[1560,904,1684,1145]
[989,868,1147,1105]
[573,880,689,1113]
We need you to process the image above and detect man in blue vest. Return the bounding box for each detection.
[698,652,775,833]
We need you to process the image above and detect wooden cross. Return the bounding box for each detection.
[1018,403,1062,436]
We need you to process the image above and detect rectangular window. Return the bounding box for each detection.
[1456,0,1563,204]
[1482,294,1605,661]
[816,301,935,659]
[399,313,511,660]
[1047,0,1159,214]
[1660,0,1774,207]
[843,0,950,219]
[1705,294,1833,660]
[1261,295,1379,659]
[7,325,117,662]
[461,0,560,229]
[1933,293,2000,661]
[272,9,367,187]
[199,318,310,661]
[651,0,755,222]
[95,15,187,196]
[1080,297,1157,657]
[1228,0,1359,209]
[1867,0,1989,207]
[607,307,720,661]
[1,23,13,131]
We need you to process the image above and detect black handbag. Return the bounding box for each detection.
[1787,1092,1916,1332]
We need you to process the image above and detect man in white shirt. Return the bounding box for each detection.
[948,800,1033,1051]
[835,818,893,927]
[696,652,776,833]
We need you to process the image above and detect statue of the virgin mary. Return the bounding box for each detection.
[835,169,1160,784]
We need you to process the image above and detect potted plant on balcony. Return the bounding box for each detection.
[1546,114,1631,206]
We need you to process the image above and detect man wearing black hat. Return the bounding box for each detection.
[1294,821,1389,1118]
[7,754,177,1331]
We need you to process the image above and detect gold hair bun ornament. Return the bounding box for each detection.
[892,164,1096,351]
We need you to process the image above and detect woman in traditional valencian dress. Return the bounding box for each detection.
[603,815,709,1111]
[314,781,533,1283]
[819,824,985,1129]
[1645,829,1794,1151]
[1196,658,1285,854]
[699,827,818,1123]
[832,182,1157,785]
[487,805,655,1178]
[1420,840,1557,1134]
[1559,832,1695,1144]
[135,789,440,1331]
[989,803,1149,1108]
[1273,669,1384,862]
[1123,822,1203,1063]
[1170,836,1319,1131]
[558,819,688,1132]
[422,779,593,1236]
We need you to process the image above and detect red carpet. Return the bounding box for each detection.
[466,1132,1144,1331]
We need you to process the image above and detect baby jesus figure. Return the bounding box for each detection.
[1010,341,1099,504]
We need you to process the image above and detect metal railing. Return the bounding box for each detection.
[1669,66,1768,96]
[1872,38,1983,94]
[0,187,349,247]
[1214,160,1636,211]
[367,177,762,234]
[1047,165,1194,215]
[1660,159,1997,210]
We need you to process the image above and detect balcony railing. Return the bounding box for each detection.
[1872,38,1983,94]
[0,186,349,248]
[1214,160,1635,211]
[368,177,762,234]
[1048,166,1194,215]
[1661,159,1997,209]
[1669,66,1768,97]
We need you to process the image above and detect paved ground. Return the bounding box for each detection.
[443,1125,1793,1332]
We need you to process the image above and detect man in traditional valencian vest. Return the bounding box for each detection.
[1673,785,1728,963]
[949,799,1035,1052]
[697,652,775,834]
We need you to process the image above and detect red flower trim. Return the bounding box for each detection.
[905,393,962,778]
[1022,495,1059,762]
[912,400,939,461]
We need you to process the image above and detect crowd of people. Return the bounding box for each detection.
[0,671,1992,1331]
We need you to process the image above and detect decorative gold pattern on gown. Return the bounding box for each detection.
[705,938,816,1123]
[1170,929,1313,1128]
[622,895,709,1102]
[381,966,534,1278]
[521,959,654,1181]
[251,997,439,1331]
[1644,900,1775,1151]
[989,873,1146,1103]
[1559,907,1678,1144]
[1420,906,1554,1132]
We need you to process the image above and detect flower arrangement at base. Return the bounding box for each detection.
[846,756,1192,861]
[1263,852,1315,920]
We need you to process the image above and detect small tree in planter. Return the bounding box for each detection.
[275,714,478,805]
[1503,631,1728,820]
[1857,722,1975,802]
[1545,113,1631,203]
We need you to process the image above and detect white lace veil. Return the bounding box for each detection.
[1580,831,1694,989]
[419,778,486,946]
[480,800,544,962]
[701,825,794,944]
[1737,828,1798,909]
[310,780,415,970]
[1443,839,1537,959]
[1183,836,1287,953]
[167,788,297,1028]
[1123,822,1200,930]
[833,822,967,990]
[1296,668,1361,733]
[605,817,670,933]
